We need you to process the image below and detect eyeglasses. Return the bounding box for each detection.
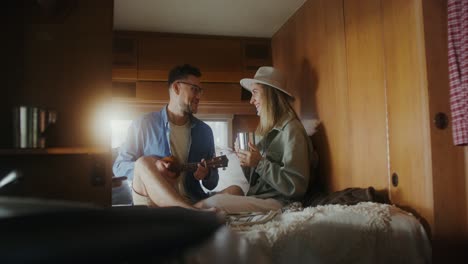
[177,81,204,95]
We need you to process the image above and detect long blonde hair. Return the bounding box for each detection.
[257,84,298,136]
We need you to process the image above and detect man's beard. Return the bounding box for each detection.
[185,102,197,114]
[187,104,194,114]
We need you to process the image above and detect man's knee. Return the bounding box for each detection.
[134,156,160,181]
[135,156,156,170]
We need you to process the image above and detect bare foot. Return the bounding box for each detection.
[195,206,227,217]
[185,205,219,213]
[193,201,226,216]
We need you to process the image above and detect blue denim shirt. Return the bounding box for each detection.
[112,106,219,201]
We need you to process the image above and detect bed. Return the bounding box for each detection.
[0,196,430,263]
[226,202,431,263]
[201,145,431,263]
[167,201,431,263]
[106,146,432,263]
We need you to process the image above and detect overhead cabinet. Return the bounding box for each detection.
[112,31,272,83]
[112,35,138,80]
[138,36,243,82]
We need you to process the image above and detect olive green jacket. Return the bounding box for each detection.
[245,115,316,203]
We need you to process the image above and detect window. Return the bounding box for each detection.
[110,119,132,149]
[203,119,232,149]
[110,114,233,150]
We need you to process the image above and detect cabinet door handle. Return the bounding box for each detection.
[90,157,105,187]
[434,112,449,130]
[391,172,399,187]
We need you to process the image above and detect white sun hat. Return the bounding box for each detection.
[240,66,294,99]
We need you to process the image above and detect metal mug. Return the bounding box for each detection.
[236,132,256,151]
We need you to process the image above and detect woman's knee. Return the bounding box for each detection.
[195,194,227,209]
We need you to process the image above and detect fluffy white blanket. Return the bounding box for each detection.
[235,202,431,264]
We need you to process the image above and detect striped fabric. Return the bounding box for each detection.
[448,0,468,145]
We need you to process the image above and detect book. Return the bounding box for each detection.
[19,106,28,148]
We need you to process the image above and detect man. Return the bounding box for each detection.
[113,64,219,209]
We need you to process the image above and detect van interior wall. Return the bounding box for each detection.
[272,0,388,199]
[271,0,468,244]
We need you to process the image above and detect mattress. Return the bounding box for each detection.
[231,202,431,264]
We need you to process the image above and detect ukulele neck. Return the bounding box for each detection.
[181,163,199,172]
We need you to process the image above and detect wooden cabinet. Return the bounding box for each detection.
[13,0,113,148]
[241,40,272,100]
[111,32,271,106]
[1,0,113,206]
[138,35,244,82]
[112,31,271,84]
[0,149,111,206]
[112,35,138,80]
[242,40,273,78]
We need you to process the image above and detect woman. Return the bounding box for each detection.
[196,66,316,213]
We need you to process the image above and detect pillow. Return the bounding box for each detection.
[301,118,321,136]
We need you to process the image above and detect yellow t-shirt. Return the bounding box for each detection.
[169,120,191,201]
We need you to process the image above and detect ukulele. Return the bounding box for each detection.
[162,155,229,175]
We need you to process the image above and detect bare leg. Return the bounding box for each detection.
[195,194,283,214]
[219,185,244,196]
[133,156,196,209]
[193,185,244,210]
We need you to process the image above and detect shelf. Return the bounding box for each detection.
[0,147,109,156]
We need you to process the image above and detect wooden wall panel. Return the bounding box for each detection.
[343,0,388,191]
[273,0,388,191]
[273,0,350,191]
[272,0,467,250]
[382,0,435,229]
